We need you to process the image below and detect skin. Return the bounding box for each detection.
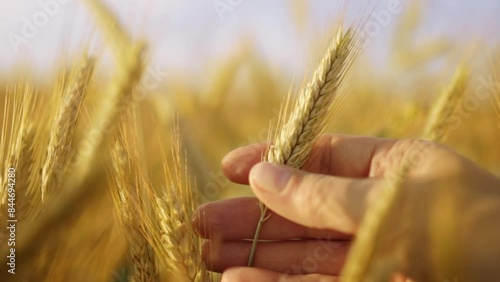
[192,134,500,282]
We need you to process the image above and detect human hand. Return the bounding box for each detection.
[193,134,500,281]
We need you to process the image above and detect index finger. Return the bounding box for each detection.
[222,134,396,184]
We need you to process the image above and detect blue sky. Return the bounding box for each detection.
[0,0,498,75]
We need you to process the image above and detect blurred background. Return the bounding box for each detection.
[1,1,499,74]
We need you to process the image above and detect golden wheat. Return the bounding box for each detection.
[290,0,309,32]
[0,86,23,205]
[268,27,361,168]
[40,56,95,203]
[423,66,469,142]
[151,195,207,282]
[341,66,470,281]
[494,92,500,129]
[0,0,148,275]
[140,126,209,282]
[0,80,35,216]
[341,163,412,282]
[13,123,35,218]
[111,112,159,282]
[393,1,451,70]
[73,0,146,185]
[248,24,362,266]
[490,55,500,129]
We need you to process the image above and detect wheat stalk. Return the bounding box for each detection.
[341,66,470,281]
[423,66,469,142]
[111,113,158,282]
[40,56,96,202]
[248,24,362,266]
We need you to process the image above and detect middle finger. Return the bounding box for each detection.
[193,197,352,240]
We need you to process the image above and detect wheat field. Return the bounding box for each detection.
[0,0,499,282]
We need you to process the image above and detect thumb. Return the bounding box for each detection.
[249,162,380,234]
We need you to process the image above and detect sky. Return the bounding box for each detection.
[0,0,498,76]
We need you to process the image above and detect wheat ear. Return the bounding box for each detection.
[248,25,361,266]
[0,86,21,206]
[74,0,146,184]
[111,113,158,282]
[0,80,34,207]
[341,163,411,282]
[14,123,35,218]
[1,0,147,268]
[0,81,36,251]
[40,56,96,202]
[423,66,469,142]
[141,125,208,282]
[341,66,470,281]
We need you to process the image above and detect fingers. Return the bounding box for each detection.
[249,162,382,233]
[220,267,410,282]
[204,239,349,275]
[222,142,267,184]
[193,197,351,240]
[221,267,340,282]
[222,134,396,184]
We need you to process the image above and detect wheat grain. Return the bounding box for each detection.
[41,56,96,202]
[249,24,362,266]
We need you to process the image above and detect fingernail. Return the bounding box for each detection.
[250,162,291,193]
[191,206,203,235]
